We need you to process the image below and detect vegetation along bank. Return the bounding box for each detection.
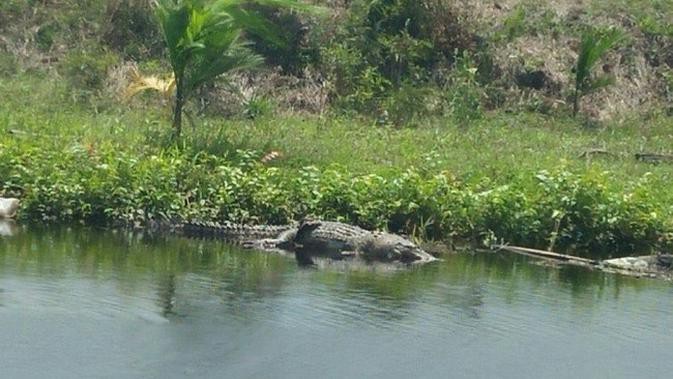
[1,0,673,258]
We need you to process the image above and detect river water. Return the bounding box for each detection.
[1,224,672,379]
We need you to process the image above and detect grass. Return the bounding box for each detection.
[2,73,673,258]
[4,73,673,192]
[199,110,673,212]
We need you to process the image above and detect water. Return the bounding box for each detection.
[1,224,673,379]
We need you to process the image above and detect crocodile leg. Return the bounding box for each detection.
[242,229,298,252]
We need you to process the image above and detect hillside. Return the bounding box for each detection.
[1,0,672,120]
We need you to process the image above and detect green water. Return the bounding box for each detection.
[1,222,672,378]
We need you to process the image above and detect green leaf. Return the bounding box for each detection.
[154,0,322,132]
[575,27,622,93]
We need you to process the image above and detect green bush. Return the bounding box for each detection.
[534,170,660,256]
[246,3,320,74]
[322,42,391,111]
[445,52,484,124]
[102,0,164,60]
[321,0,476,114]
[35,22,60,51]
[0,130,666,257]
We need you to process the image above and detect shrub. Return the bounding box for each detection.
[321,0,477,114]
[102,0,164,60]
[245,3,320,74]
[35,22,60,51]
[445,52,484,124]
[322,42,391,111]
[0,127,667,257]
[534,170,661,256]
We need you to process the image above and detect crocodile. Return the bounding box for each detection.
[600,254,673,280]
[174,219,437,264]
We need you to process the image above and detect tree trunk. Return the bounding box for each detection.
[172,79,185,138]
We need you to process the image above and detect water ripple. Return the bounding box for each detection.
[3,229,673,378]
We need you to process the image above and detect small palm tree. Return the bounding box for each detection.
[154,0,315,137]
[572,27,623,117]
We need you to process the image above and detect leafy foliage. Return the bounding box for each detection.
[245,2,320,74]
[572,27,623,116]
[154,0,315,135]
[0,129,666,257]
[103,0,164,59]
[2,0,673,259]
[321,0,476,115]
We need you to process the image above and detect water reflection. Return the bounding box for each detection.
[156,273,177,317]
[2,226,673,378]
[0,226,664,322]
[0,220,18,237]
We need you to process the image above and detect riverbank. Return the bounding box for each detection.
[1,74,672,258]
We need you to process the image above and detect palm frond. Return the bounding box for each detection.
[151,0,321,135]
[573,26,623,116]
[575,27,623,92]
[123,67,176,101]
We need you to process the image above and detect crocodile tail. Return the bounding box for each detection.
[180,220,294,240]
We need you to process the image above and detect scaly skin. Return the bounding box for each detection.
[180,220,296,240]
[175,219,436,264]
[293,220,437,264]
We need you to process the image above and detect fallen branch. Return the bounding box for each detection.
[491,244,673,280]
[491,244,599,266]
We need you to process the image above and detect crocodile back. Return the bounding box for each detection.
[295,220,371,244]
[296,220,435,263]
[294,220,372,255]
[181,221,295,240]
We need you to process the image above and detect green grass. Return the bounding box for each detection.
[199,109,673,214]
[4,73,673,192]
[8,72,673,192]
[2,74,673,257]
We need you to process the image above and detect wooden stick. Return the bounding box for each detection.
[491,244,600,266]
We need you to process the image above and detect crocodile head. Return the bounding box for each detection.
[364,233,437,264]
[392,239,437,264]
